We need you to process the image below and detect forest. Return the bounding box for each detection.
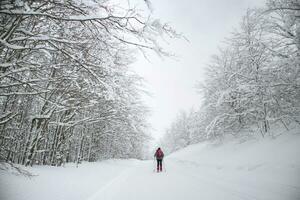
[0,0,177,167]
[1,1,299,199]
[161,0,300,153]
[0,0,299,168]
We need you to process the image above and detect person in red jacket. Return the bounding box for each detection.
[154,147,164,172]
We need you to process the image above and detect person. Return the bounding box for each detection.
[154,147,164,172]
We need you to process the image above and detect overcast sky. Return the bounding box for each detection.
[132,0,266,141]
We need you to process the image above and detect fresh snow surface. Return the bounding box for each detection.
[1,133,300,200]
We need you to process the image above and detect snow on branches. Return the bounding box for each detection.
[0,0,177,166]
[161,0,300,153]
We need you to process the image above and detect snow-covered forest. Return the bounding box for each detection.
[161,0,300,154]
[0,0,299,167]
[1,0,300,200]
[0,0,179,167]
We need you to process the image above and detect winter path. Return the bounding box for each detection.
[86,160,256,200]
[1,133,300,200]
[86,158,300,200]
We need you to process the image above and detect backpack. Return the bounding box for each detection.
[156,149,163,158]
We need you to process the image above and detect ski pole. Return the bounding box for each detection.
[153,157,156,172]
[163,159,166,172]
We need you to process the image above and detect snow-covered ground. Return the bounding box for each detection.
[1,132,300,200]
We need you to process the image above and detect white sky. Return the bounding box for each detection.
[132,0,266,141]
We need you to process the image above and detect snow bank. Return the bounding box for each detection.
[169,131,300,170]
[166,130,300,200]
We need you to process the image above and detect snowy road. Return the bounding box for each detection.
[87,160,234,200]
[85,158,300,200]
[1,134,300,200]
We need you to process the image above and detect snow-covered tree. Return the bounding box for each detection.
[0,0,179,167]
[162,0,300,152]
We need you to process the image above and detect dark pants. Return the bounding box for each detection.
[157,159,162,171]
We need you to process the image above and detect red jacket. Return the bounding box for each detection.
[154,148,164,159]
